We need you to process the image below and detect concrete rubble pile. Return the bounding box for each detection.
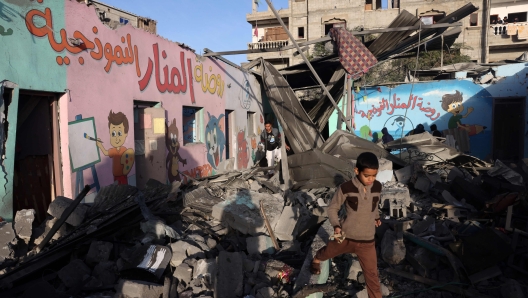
[0,133,527,298]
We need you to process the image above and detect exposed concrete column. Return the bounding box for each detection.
[481,0,490,63]
[252,0,257,13]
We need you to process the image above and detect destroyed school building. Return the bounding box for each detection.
[0,1,528,298]
[246,0,528,67]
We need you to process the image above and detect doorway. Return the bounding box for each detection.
[225,110,234,160]
[133,101,166,189]
[492,97,525,161]
[13,92,62,224]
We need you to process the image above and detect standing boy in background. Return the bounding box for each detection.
[310,152,382,298]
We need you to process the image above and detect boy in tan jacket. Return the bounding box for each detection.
[311,152,382,298]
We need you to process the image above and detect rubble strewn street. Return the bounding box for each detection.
[0,131,526,298]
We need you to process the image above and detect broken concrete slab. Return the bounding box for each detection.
[173,263,193,288]
[170,241,204,267]
[381,230,406,265]
[215,251,243,298]
[273,206,298,241]
[212,190,283,236]
[58,259,91,288]
[47,196,89,227]
[193,258,216,280]
[321,129,406,167]
[0,222,16,263]
[376,158,395,183]
[488,159,524,186]
[246,235,276,255]
[395,166,412,184]
[347,259,364,282]
[413,175,431,193]
[14,209,35,241]
[294,219,333,295]
[85,240,113,265]
[115,279,164,298]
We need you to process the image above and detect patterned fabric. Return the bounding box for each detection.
[329,27,378,79]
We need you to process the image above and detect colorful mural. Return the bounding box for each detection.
[353,80,493,159]
[95,111,135,185]
[166,118,187,183]
[205,112,225,169]
[237,130,249,169]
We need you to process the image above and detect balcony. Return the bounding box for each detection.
[248,40,289,50]
[489,23,528,47]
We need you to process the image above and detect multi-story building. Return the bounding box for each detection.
[77,0,157,34]
[246,0,528,67]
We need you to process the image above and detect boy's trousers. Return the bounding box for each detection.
[315,238,382,298]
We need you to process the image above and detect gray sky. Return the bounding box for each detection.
[101,0,290,65]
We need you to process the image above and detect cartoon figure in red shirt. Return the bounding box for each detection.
[96,110,135,185]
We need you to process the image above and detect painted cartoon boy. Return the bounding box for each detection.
[441,90,486,136]
[97,110,135,185]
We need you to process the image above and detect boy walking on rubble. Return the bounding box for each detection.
[310,152,382,298]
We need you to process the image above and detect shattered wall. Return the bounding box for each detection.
[348,63,528,160]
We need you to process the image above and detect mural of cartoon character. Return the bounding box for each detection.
[441,90,486,136]
[359,125,372,140]
[237,130,249,169]
[205,112,225,169]
[165,118,187,182]
[392,116,406,138]
[96,110,135,185]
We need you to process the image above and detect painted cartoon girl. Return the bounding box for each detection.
[440,91,486,136]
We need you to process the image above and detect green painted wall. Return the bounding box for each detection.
[0,0,66,221]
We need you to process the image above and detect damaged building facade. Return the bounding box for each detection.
[0,0,264,222]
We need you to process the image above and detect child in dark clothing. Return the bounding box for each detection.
[310,152,382,298]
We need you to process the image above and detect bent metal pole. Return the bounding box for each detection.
[265,0,352,132]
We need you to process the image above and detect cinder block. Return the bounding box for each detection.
[115,279,164,298]
[14,209,35,241]
[47,196,88,226]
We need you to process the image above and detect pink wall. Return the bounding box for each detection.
[59,1,263,199]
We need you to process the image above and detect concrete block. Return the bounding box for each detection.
[246,235,275,255]
[215,251,243,298]
[93,261,118,286]
[193,258,216,280]
[381,283,390,296]
[47,196,88,226]
[354,288,369,298]
[273,206,298,241]
[347,259,363,282]
[0,222,16,262]
[115,279,164,298]
[381,230,405,265]
[377,158,394,183]
[170,241,204,267]
[395,166,412,184]
[294,220,333,293]
[14,209,35,241]
[381,182,411,218]
[58,259,91,288]
[85,241,113,265]
[212,190,283,236]
[173,263,192,287]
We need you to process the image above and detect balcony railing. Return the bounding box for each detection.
[248,40,289,50]
[489,22,528,38]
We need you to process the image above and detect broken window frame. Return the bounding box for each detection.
[182,106,203,146]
